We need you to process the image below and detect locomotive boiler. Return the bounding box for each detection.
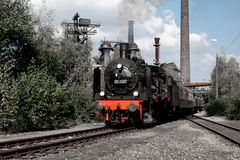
[93,37,195,126]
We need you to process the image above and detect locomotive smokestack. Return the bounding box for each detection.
[99,41,113,67]
[98,41,113,91]
[120,43,129,58]
[180,0,190,82]
[128,21,134,43]
[128,42,139,59]
[154,37,160,65]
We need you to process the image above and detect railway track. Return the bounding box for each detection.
[187,115,240,146]
[0,126,135,159]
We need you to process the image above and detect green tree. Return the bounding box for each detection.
[57,38,94,122]
[211,54,240,98]
[0,0,37,78]
[0,0,95,131]
[208,54,240,119]
[33,4,94,123]
[33,2,60,76]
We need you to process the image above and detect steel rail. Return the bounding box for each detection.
[0,127,135,159]
[192,115,240,132]
[0,126,106,148]
[186,116,240,146]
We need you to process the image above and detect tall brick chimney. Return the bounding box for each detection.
[180,0,190,82]
[128,21,134,43]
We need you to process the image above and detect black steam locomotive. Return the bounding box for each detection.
[93,38,196,126]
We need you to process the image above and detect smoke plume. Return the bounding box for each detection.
[118,0,165,39]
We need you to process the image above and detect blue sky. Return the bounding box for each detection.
[158,0,240,54]
[31,0,240,82]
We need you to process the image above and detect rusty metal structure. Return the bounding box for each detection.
[154,37,160,66]
[180,0,190,82]
[62,13,100,43]
[184,82,212,88]
[185,82,212,104]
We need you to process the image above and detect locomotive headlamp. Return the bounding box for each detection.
[117,63,122,69]
[100,91,105,97]
[96,103,103,110]
[133,91,139,97]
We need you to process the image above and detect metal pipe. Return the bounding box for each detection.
[216,54,219,99]
[154,37,160,65]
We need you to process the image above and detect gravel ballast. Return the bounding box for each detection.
[40,120,240,160]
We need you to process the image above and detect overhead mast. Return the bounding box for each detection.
[62,13,100,44]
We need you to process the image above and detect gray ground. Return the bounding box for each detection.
[40,120,240,160]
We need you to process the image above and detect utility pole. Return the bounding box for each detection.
[216,54,219,99]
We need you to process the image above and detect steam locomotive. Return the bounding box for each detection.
[93,38,197,126]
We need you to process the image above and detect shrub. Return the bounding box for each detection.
[226,98,240,120]
[205,99,226,116]
[0,68,76,131]
[0,67,95,132]
[66,85,94,123]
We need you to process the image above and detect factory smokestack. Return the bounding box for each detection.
[128,21,134,43]
[180,0,190,82]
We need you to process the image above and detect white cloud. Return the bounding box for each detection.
[30,0,120,29]
[30,0,215,82]
[31,0,121,10]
